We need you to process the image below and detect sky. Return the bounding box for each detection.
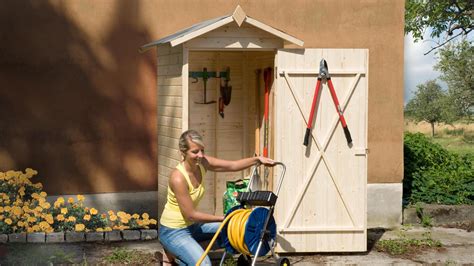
[403,34,445,105]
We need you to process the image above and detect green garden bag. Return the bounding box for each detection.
[222,178,249,214]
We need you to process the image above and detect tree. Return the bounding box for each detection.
[405,80,451,136]
[434,39,474,120]
[405,0,474,54]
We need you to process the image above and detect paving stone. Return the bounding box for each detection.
[121,230,140,241]
[27,232,45,243]
[46,232,65,243]
[65,231,85,242]
[9,233,26,243]
[140,229,158,240]
[86,232,104,242]
[105,230,122,242]
[0,234,7,243]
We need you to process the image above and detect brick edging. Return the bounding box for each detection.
[0,229,158,243]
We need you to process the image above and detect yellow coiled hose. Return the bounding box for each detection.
[196,208,252,266]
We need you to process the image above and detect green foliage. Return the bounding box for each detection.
[0,221,12,234]
[434,39,474,120]
[404,132,474,205]
[376,231,442,255]
[415,203,433,227]
[405,80,452,136]
[405,0,473,53]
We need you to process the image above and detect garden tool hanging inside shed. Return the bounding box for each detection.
[219,67,232,118]
[189,68,230,104]
[303,59,353,146]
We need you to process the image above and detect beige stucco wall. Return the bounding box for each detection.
[142,0,405,184]
[0,0,403,195]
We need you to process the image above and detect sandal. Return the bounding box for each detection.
[154,251,177,266]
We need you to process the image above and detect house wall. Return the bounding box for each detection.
[151,0,405,185]
[0,0,404,215]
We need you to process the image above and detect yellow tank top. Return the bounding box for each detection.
[160,163,206,228]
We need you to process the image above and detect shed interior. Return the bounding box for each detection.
[188,50,276,215]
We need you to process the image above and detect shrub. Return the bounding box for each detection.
[404,132,474,205]
[0,169,157,234]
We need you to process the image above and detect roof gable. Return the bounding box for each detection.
[140,5,303,52]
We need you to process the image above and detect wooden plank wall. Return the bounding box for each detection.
[157,44,183,217]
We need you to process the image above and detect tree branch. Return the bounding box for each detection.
[424,29,472,55]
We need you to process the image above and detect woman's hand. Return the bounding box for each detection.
[258,156,276,166]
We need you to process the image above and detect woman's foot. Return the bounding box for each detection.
[154,251,177,266]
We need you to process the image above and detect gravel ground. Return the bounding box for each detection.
[0,226,473,265]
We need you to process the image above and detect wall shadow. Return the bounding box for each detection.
[0,0,157,195]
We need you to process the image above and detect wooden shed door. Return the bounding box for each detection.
[274,49,368,252]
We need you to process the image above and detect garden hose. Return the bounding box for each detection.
[196,208,253,265]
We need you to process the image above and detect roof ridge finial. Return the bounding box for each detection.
[232,5,246,27]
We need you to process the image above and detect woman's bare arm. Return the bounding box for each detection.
[202,155,275,172]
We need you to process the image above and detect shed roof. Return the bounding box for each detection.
[139,6,304,52]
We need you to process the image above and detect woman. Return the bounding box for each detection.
[158,129,275,265]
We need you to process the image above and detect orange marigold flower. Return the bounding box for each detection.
[12,206,22,216]
[90,208,98,215]
[40,191,47,198]
[60,208,68,215]
[83,214,91,221]
[120,218,129,224]
[27,216,37,223]
[67,216,76,223]
[39,221,50,230]
[40,202,51,209]
[77,195,85,202]
[56,214,65,221]
[132,213,140,219]
[67,197,74,204]
[109,215,117,222]
[75,224,85,232]
[22,206,30,213]
[45,214,54,224]
[142,213,150,220]
[5,218,12,225]
[149,219,157,225]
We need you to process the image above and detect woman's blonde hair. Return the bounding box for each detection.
[179,129,205,155]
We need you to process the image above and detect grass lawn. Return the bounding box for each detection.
[431,136,474,157]
[404,119,474,158]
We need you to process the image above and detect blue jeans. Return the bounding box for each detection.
[159,222,221,266]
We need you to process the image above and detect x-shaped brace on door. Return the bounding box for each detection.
[279,69,363,232]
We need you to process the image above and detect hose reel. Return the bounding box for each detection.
[220,206,277,256]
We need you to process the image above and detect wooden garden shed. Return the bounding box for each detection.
[141,6,368,252]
